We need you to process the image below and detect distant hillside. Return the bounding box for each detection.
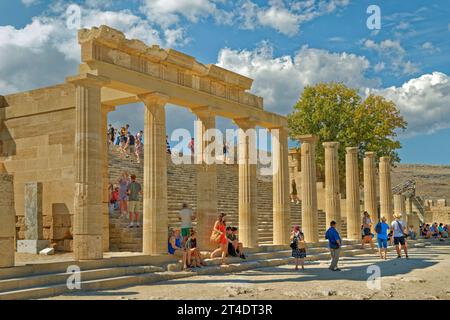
[392,164,450,200]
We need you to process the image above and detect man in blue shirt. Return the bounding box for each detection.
[375,216,390,260]
[325,221,342,271]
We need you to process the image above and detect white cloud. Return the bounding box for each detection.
[0,6,184,95]
[373,72,450,136]
[374,62,385,73]
[256,4,301,36]
[236,0,350,36]
[421,41,440,53]
[217,42,379,115]
[140,0,219,27]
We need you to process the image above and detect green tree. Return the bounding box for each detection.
[287,82,407,184]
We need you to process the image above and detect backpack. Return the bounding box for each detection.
[375,222,382,234]
[128,134,135,145]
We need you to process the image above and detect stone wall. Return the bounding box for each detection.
[0,172,15,267]
[424,199,450,225]
[0,85,76,251]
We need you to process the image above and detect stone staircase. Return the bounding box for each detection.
[1,238,420,300]
[108,147,347,252]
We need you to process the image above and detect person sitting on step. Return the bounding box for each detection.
[185,229,205,269]
[231,227,246,259]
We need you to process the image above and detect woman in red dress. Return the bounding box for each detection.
[210,213,228,265]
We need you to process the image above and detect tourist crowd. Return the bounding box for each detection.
[107,123,171,164]
[106,127,447,272]
[168,208,246,270]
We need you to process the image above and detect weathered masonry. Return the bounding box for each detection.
[0,25,291,260]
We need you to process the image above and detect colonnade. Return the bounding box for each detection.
[296,136,397,240]
[68,75,291,259]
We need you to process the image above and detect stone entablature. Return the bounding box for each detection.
[79,25,263,110]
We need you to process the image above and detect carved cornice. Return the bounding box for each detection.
[77,26,263,109]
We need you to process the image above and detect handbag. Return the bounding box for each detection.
[298,240,306,249]
[210,230,222,243]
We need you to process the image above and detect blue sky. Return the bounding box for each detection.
[1,0,449,164]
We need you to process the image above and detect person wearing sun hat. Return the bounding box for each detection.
[391,212,409,259]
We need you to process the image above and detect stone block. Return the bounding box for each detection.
[63,239,73,252]
[53,214,71,227]
[43,215,53,228]
[17,240,50,254]
[24,182,43,240]
[39,247,55,255]
[52,227,72,240]
[43,228,51,240]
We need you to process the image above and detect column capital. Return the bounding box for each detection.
[346,147,358,154]
[233,117,258,129]
[101,104,116,114]
[191,106,216,119]
[364,151,375,158]
[66,73,110,87]
[297,134,318,144]
[139,92,169,107]
[380,156,391,163]
[322,141,339,149]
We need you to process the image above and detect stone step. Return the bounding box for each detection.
[0,265,163,293]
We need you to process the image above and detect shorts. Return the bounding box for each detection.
[181,227,191,237]
[228,243,237,257]
[128,201,140,212]
[377,238,388,249]
[127,145,135,153]
[393,236,405,245]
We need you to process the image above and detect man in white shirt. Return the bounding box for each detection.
[391,213,409,259]
[179,203,195,243]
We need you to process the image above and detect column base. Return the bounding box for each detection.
[73,234,103,260]
[17,240,50,254]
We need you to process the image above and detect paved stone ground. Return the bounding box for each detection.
[47,242,450,300]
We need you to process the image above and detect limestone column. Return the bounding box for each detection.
[234,118,258,248]
[101,105,115,252]
[272,127,290,245]
[405,197,413,226]
[323,142,341,232]
[194,107,218,250]
[346,147,361,240]
[140,93,169,255]
[67,74,109,260]
[363,152,378,221]
[0,167,15,268]
[298,135,318,243]
[394,194,406,224]
[379,156,393,224]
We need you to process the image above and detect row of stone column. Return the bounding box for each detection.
[69,74,291,260]
[299,135,396,241]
